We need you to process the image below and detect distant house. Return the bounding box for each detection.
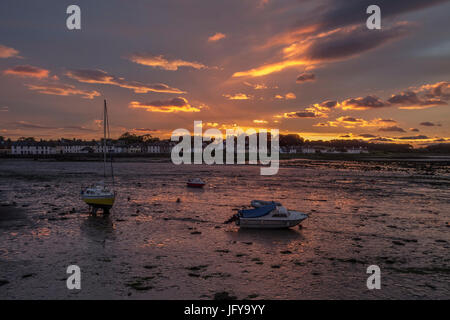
[147,144,161,153]
[346,147,369,154]
[301,146,316,154]
[110,145,127,153]
[12,142,57,155]
[62,144,89,154]
[128,145,143,153]
[80,146,95,153]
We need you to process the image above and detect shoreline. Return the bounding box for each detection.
[1,152,450,163]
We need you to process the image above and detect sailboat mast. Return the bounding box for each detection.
[103,99,107,179]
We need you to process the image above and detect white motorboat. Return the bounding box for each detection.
[227,201,308,229]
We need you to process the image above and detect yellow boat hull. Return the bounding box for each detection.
[82,197,115,207]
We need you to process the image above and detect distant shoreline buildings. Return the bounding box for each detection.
[5,140,369,156]
[0,133,448,156]
[7,139,175,155]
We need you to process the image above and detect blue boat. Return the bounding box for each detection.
[235,201,308,229]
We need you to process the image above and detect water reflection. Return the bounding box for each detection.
[230,228,305,245]
[80,214,115,242]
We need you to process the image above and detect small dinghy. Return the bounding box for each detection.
[226,201,308,229]
[187,178,205,188]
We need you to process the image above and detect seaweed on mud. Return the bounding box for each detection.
[186,265,208,271]
[388,267,450,275]
[214,291,237,300]
[125,276,155,291]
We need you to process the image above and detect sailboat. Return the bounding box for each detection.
[81,99,116,214]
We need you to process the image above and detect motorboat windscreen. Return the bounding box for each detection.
[238,204,276,218]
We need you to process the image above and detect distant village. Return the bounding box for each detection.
[0,132,447,156]
[0,133,371,156]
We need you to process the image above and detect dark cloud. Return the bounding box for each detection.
[420,121,437,127]
[341,95,389,110]
[388,91,447,108]
[304,23,412,62]
[388,91,421,105]
[319,100,338,109]
[421,81,450,100]
[233,21,414,78]
[141,97,188,107]
[359,133,377,138]
[378,126,406,132]
[341,116,359,122]
[370,137,394,142]
[286,111,318,118]
[296,72,315,83]
[397,135,429,140]
[302,0,448,34]
[378,119,397,124]
[410,128,420,132]
[4,65,49,78]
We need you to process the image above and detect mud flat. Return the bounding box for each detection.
[0,159,449,299]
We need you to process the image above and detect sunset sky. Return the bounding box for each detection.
[0,0,449,146]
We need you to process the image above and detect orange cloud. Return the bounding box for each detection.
[315,117,398,129]
[253,119,268,124]
[26,83,100,99]
[127,53,207,71]
[279,101,335,119]
[234,23,411,78]
[243,81,273,90]
[0,44,20,58]
[4,65,49,79]
[232,59,310,78]
[274,92,296,100]
[223,93,253,100]
[388,82,449,109]
[66,69,185,94]
[339,96,389,110]
[129,97,201,113]
[208,32,226,42]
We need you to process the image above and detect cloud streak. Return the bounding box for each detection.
[26,83,100,99]
[127,53,207,71]
[233,22,412,78]
[4,65,50,79]
[0,44,20,58]
[129,97,202,113]
[223,93,253,100]
[296,72,315,83]
[208,32,226,42]
[66,69,185,94]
